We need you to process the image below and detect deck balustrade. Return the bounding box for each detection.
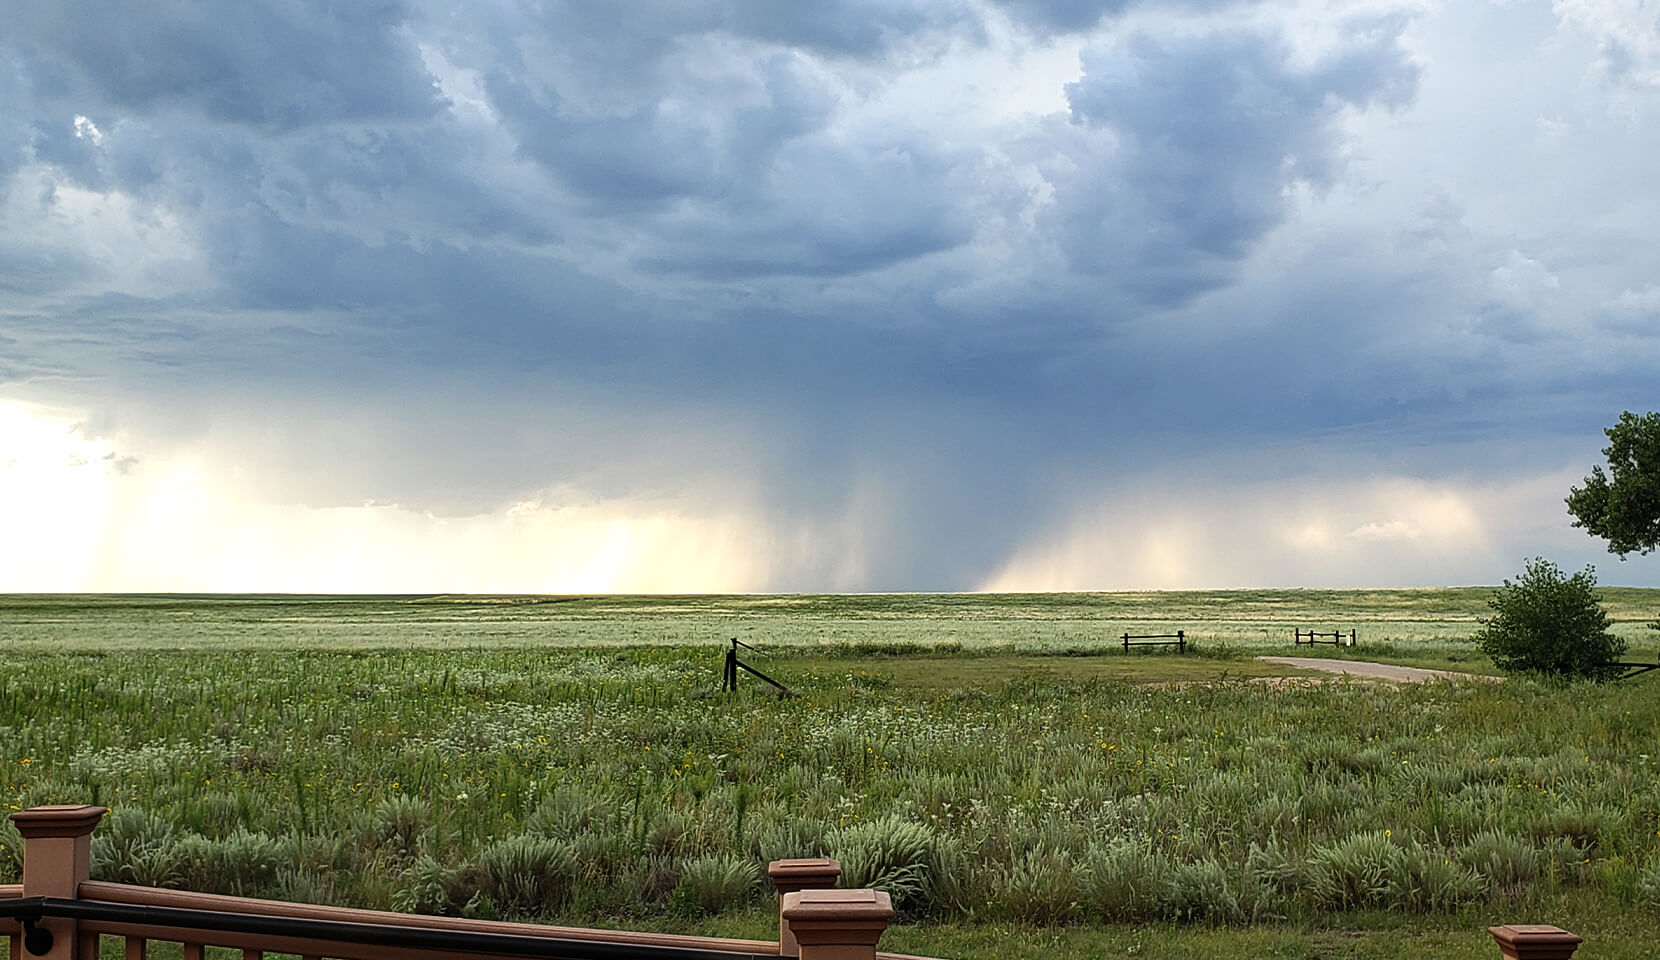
[1,805,1581,960]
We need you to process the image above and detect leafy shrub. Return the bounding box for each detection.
[747,817,829,865]
[1475,558,1626,681]
[1241,840,1302,915]
[670,854,759,915]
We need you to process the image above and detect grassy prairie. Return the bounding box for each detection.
[3,589,1655,654]
[2,590,1658,959]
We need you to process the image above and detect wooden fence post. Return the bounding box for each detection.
[1489,925,1582,960]
[768,859,843,957]
[12,805,106,960]
[780,890,892,960]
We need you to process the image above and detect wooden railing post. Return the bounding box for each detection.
[11,805,106,960]
[1489,925,1582,960]
[767,859,842,957]
[780,889,891,960]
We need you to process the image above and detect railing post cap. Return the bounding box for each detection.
[1489,925,1583,960]
[781,889,893,946]
[769,858,842,891]
[9,805,107,838]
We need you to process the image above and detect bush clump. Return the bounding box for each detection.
[479,835,578,916]
[1474,558,1626,681]
[669,854,758,915]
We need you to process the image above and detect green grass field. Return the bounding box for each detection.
[4,588,1655,653]
[2,590,1658,959]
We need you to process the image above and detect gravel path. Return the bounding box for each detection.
[1255,656,1497,683]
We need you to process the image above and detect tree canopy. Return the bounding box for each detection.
[1565,410,1660,558]
[1475,558,1626,681]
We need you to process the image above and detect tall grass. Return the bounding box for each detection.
[3,644,1658,928]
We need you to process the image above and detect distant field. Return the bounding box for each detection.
[3,588,1656,654]
[4,590,1659,960]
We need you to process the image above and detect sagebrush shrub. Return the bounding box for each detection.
[524,785,610,840]
[1167,859,1244,923]
[1637,857,1660,909]
[670,854,758,915]
[392,854,464,915]
[91,807,184,888]
[1531,802,1616,852]
[178,829,287,896]
[832,816,957,913]
[480,835,578,914]
[991,846,1081,924]
[1460,830,1538,893]
[1307,832,1399,909]
[1080,840,1175,921]
[1391,845,1483,912]
[373,794,431,851]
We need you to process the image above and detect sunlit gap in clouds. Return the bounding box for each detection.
[977,472,1592,591]
[0,399,782,594]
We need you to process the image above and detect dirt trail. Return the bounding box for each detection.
[1255,656,1498,683]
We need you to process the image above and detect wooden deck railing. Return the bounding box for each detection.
[2,805,1584,960]
[0,806,912,960]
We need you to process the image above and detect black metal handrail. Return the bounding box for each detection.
[0,897,776,960]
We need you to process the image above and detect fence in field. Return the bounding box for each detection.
[1294,628,1356,648]
[0,806,1586,960]
[0,807,913,960]
[1121,631,1186,652]
[721,638,792,696]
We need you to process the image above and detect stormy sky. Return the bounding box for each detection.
[2,0,1657,592]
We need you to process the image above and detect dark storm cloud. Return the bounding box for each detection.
[475,20,981,279]
[483,47,840,209]
[1049,18,1418,306]
[11,0,442,129]
[3,0,1658,589]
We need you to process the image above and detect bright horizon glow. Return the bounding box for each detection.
[5,399,1648,594]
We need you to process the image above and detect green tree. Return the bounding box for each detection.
[1475,558,1626,681]
[1566,410,1660,557]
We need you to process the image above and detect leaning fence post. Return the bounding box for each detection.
[12,805,106,960]
[768,859,843,957]
[781,889,893,960]
[1489,925,1582,960]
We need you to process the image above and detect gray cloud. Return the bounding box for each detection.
[4,0,1659,589]
[990,0,1266,36]
[11,0,442,129]
[1048,18,1418,306]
